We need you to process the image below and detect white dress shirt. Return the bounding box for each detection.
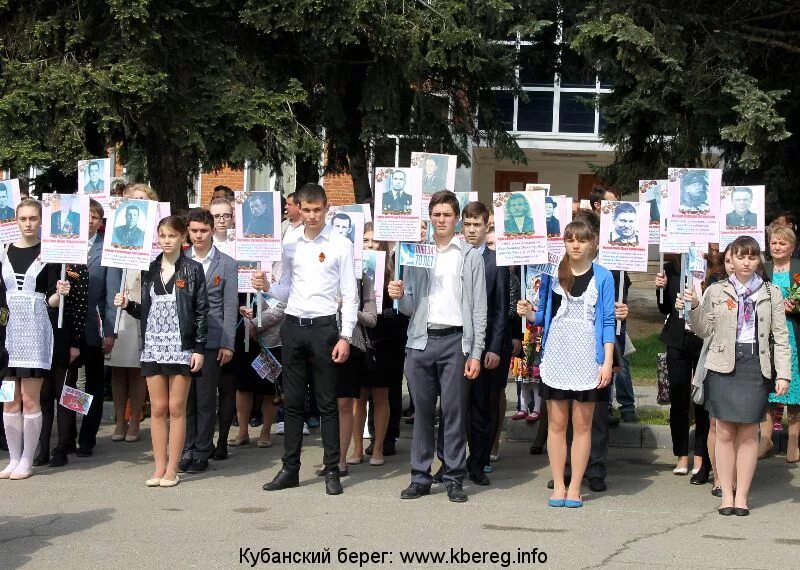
[213,237,234,258]
[427,235,463,328]
[270,225,358,337]
[189,245,216,275]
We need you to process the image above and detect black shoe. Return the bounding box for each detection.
[404,416,414,425]
[733,507,749,517]
[588,477,607,492]
[529,445,543,455]
[547,477,570,490]
[325,471,343,495]
[690,465,710,485]
[711,486,722,497]
[468,468,490,486]
[400,482,431,499]
[76,447,93,457]
[232,417,239,427]
[177,457,192,473]
[620,410,640,423]
[445,482,468,503]
[432,465,444,484]
[63,442,77,455]
[32,450,50,467]
[718,507,735,516]
[608,414,621,426]
[383,440,396,456]
[187,459,209,473]
[48,452,68,468]
[263,468,300,491]
[211,444,228,461]
[364,441,375,455]
[401,408,413,418]
[249,417,263,428]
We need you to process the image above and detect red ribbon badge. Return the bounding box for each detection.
[726,298,736,311]
[176,279,186,289]
[213,274,221,286]
[319,252,326,263]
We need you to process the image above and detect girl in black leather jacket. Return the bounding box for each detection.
[115,215,209,488]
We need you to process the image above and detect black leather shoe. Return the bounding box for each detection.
[48,452,68,468]
[588,477,607,492]
[711,486,722,497]
[187,459,209,473]
[211,444,228,460]
[325,471,343,495]
[400,482,431,499]
[62,443,77,455]
[547,477,570,490]
[177,458,192,473]
[718,507,735,516]
[445,482,468,503]
[263,468,299,491]
[690,465,710,485]
[733,507,749,516]
[32,450,50,467]
[76,447,93,458]
[383,440,397,456]
[364,441,375,455]
[468,469,490,486]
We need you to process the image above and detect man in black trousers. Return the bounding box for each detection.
[460,201,510,485]
[256,184,358,495]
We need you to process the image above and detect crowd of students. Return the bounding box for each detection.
[0,183,796,515]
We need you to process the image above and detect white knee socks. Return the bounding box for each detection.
[14,411,43,476]
[1,412,23,476]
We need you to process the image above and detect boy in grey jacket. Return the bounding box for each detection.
[388,190,487,503]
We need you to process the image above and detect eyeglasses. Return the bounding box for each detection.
[213,214,233,220]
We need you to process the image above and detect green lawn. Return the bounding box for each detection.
[628,332,663,386]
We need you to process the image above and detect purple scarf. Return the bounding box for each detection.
[729,274,763,338]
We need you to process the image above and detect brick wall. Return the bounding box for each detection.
[323,172,356,205]
[199,166,245,208]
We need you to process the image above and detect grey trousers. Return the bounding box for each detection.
[405,333,468,485]
[183,348,221,461]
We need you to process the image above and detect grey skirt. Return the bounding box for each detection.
[705,344,772,424]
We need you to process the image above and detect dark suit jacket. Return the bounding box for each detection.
[546,216,560,236]
[422,172,447,193]
[112,224,145,247]
[505,216,534,234]
[84,180,104,193]
[382,190,413,213]
[51,210,81,236]
[657,260,693,349]
[0,205,15,222]
[200,248,238,351]
[483,247,511,356]
[86,236,122,346]
[726,210,757,228]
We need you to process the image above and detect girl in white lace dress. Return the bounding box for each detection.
[517,220,616,508]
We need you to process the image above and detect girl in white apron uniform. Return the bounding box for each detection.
[115,215,208,488]
[1,199,70,480]
[517,219,616,508]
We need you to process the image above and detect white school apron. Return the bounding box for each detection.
[1,245,54,371]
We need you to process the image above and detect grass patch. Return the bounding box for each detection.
[636,407,670,425]
[627,332,663,386]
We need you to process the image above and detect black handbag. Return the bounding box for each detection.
[656,352,670,404]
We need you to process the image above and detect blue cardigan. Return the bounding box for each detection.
[534,262,617,365]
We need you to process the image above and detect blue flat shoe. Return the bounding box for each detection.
[483,465,493,474]
[548,497,566,507]
[565,498,584,508]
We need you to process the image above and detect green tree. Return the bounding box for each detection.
[566,1,799,212]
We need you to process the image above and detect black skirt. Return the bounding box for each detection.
[141,361,191,377]
[234,342,278,396]
[540,383,610,403]
[6,367,49,380]
[336,348,364,399]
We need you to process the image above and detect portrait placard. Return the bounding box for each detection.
[0,178,22,244]
[494,191,548,266]
[77,158,112,206]
[639,179,666,245]
[237,262,272,294]
[101,198,157,271]
[362,250,386,309]
[425,191,479,241]
[373,167,422,241]
[719,185,765,248]
[665,168,721,244]
[150,202,171,261]
[545,195,572,257]
[41,193,90,265]
[326,203,372,225]
[524,266,546,313]
[599,200,651,272]
[524,183,551,193]
[411,152,457,220]
[59,385,93,415]
[328,211,364,278]
[659,191,690,254]
[234,191,282,262]
[0,380,14,403]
